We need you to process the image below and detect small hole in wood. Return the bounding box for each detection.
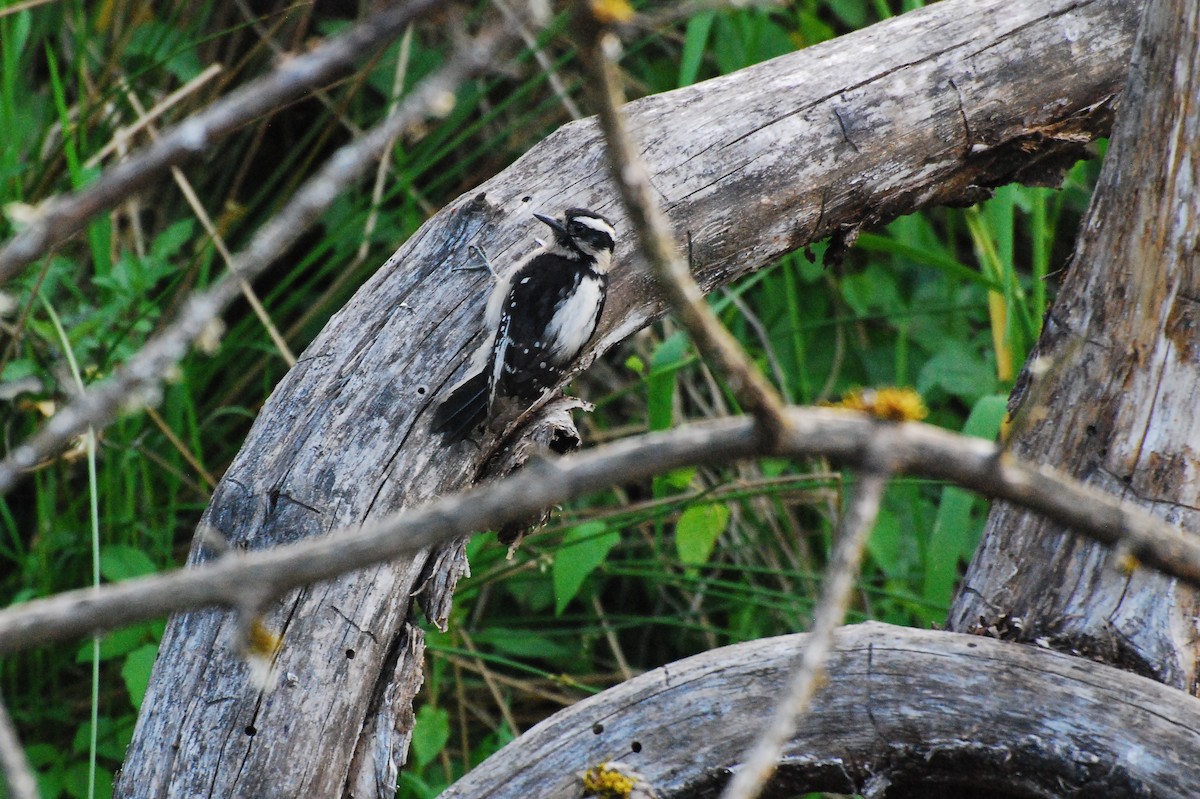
[1086,424,1098,436]
[245,725,257,737]
[522,195,532,203]
[630,741,642,753]
[416,386,426,396]
[346,648,356,659]
[592,723,604,735]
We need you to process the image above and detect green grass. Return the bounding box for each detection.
[0,2,1099,797]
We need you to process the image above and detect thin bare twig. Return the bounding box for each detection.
[0,691,38,799]
[722,287,795,405]
[0,0,443,284]
[84,64,225,170]
[114,80,298,366]
[0,26,513,496]
[459,629,522,736]
[2,408,1200,656]
[0,0,57,19]
[441,654,581,707]
[144,406,216,488]
[570,2,791,445]
[493,0,583,121]
[355,22,415,268]
[720,468,889,799]
[591,593,635,681]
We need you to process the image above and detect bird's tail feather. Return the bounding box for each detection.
[431,370,490,443]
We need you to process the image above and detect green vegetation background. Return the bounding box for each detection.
[0,1,1099,797]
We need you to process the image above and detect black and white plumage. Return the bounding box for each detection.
[431,208,617,443]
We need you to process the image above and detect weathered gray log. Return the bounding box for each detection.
[117,1,1143,796]
[948,0,1200,690]
[442,622,1200,798]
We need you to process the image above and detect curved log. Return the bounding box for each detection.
[443,622,1200,798]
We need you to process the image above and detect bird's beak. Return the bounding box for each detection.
[534,212,567,239]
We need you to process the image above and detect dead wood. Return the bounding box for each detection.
[117,1,1143,795]
[948,0,1200,691]
[442,622,1200,798]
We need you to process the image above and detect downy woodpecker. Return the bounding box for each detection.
[431,208,617,443]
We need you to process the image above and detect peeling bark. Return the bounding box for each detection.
[949,0,1200,691]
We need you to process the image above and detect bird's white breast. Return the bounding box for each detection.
[544,275,603,363]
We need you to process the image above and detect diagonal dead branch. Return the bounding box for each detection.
[571,1,791,446]
[0,0,443,284]
[0,25,514,496]
[721,467,889,799]
[83,63,225,170]
[0,691,37,799]
[2,408,1199,657]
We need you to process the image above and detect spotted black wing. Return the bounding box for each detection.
[430,368,490,443]
[492,257,595,402]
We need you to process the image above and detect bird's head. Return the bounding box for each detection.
[534,208,616,269]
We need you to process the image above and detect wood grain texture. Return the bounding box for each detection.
[948,0,1200,691]
[117,1,1144,796]
[442,622,1200,798]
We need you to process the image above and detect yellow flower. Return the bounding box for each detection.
[580,762,656,798]
[827,387,928,422]
[590,0,635,24]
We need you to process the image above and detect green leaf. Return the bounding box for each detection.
[6,587,37,607]
[759,459,790,478]
[923,394,1009,616]
[72,714,135,761]
[679,12,714,86]
[0,357,37,382]
[841,264,904,317]
[649,333,690,373]
[662,467,696,491]
[398,772,440,799]
[64,759,113,799]
[647,332,689,432]
[961,393,1008,440]
[36,766,66,799]
[866,506,903,578]
[857,231,998,291]
[796,10,835,45]
[409,705,451,769]
[24,743,59,768]
[126,22,202,82]
[467,628,572,660]
[552,521,620,616]
[674,503,730,568]
[100,545,157,582]
[5,10,32,69]
[150,219,194,262]
[828,1,868,27]
[923,486,975,611]
[76,623,155,663]
[917,342,997,405]
[121,643,159,709]
[515,577,555,614]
